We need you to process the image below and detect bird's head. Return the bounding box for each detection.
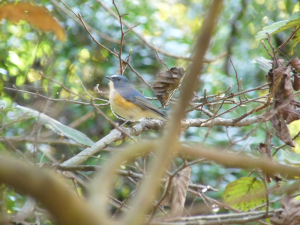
[106,75,130,88]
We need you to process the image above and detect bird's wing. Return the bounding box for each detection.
[118,87,167,119]
[134,96,167,119]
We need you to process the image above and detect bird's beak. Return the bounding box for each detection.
[106,76,111,80]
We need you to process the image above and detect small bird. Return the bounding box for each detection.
[106,75,167,121]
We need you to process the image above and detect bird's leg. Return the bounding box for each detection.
[130,121,139,127]
[120,120,129,127]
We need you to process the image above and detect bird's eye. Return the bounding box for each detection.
[117,77,121,81]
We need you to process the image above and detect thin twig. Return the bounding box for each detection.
[112,1,140,75]
[155,51,174,77]
[60,0,152,88]
[277,26,300,52]
[229,57,242,103]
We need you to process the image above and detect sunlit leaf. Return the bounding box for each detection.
[0,2,65,41]
[255,12,300,43]
[292,29,300,49]
[222,177,266,212]
[16,105,94,147]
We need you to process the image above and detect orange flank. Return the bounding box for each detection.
[112,92,138,110]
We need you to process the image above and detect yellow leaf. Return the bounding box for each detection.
[0,2,65,41]
[222,177,266,212]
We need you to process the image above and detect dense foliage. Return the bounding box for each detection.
[1,0,300,224]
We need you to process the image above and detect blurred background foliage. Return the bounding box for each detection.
[1,0,300,223]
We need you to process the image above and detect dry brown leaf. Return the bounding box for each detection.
[271,115,295,147]
[293,74,300,91]
[280,104,300,124]
[273,66,286,95]
[163,167,191,218]
[266,69,274,93]
[0,2,65,41]
[282,68,294,101]
[258,143,272,158]
[271,196,300,225]
[266,63,299,146]
[290,57,300,73]
[152,67,185,107]
[272,66,294,101]
[266,66,295,101]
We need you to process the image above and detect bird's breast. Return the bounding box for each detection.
[109,90,141,120]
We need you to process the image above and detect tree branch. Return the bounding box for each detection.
[0,157,103,225]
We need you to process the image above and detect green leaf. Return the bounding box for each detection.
[255,12,300,42]
[292,28,300,49]
[281,150,300,165]
[253,57,272,72]
[16,105,94,147]
[222,177,266,212]
[0,79,3,96]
